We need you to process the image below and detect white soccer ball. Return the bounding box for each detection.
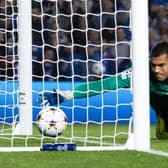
[92,62,105,75]
[37,106,67,137]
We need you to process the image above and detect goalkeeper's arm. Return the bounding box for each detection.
[40,69,131,106]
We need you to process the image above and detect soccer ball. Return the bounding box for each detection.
[37,106,67,137]
[92,62,105,75]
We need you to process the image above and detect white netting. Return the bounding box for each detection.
[0,0,133,150]
[0,0,18,135]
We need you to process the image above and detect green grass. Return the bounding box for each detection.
[0,123,133,147]
[0,150,168,168]
[0,124,168,168]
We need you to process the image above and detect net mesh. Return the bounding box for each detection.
[0,0,132,149]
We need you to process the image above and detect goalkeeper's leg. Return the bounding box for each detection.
[156,114,168,139]
[150,93,168,139]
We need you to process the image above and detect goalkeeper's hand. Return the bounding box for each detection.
[38,89,73,107]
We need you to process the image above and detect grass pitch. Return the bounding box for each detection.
[0,150,168,168]
[0,125,168,168]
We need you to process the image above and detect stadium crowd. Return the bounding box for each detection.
[0,0,168,81]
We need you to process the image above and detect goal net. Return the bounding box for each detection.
[0,0,150,151]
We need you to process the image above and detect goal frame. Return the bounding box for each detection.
[17,0,32,135]
[131,0,150,151]
[0,0,150,152]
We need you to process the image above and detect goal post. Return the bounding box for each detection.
[0,0,151,152]
[17,0,32,135]
[132,0,150,151]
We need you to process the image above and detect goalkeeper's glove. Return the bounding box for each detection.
[39,89,73,107]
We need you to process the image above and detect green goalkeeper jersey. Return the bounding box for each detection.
[150,70,168,95]
[73,69,168,98]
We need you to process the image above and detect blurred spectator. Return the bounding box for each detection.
[116,0,130,26]
[0,0,18,80]
[73,52,87,81]
[32,2,43,46]
[102,43,116,76]
[87,46,102,81]
[149,27,160,50]
[88,0,115,44]
[1,0,167,82]
[32,45,43,81]
[150,0,168,6]
[117,0,131,10]
[57,0,71,30]
[111,27,131,72]
[87,29,116,79]
[149,1,168,50]
[0,30,6,80]
[88,30,101,45]
[160,30,168,41]
[44,46,57,81]
[58,46,72,81]
[72,13,86,56]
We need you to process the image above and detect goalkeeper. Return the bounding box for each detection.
[40,41,168,139]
